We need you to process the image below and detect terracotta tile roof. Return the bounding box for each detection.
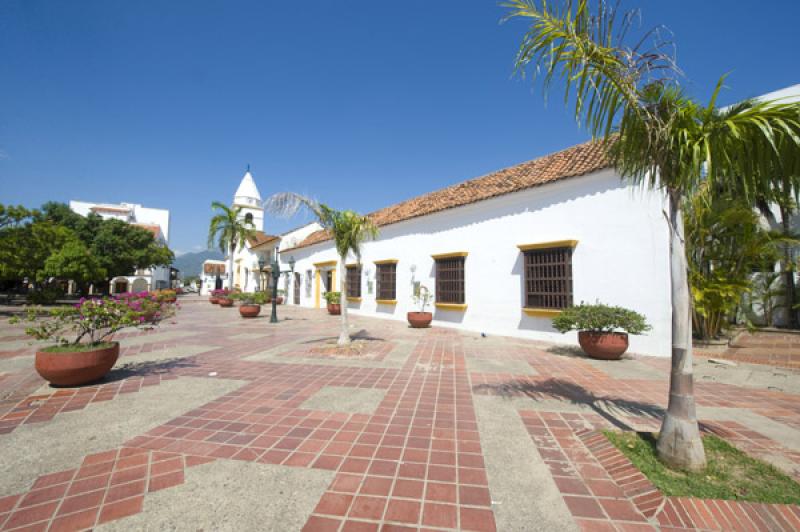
[132,223,161,238]
[285,140,610,252]
[90,205,132,214]
[248,231,280,248]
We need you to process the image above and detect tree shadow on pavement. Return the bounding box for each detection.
[473,377,664,431]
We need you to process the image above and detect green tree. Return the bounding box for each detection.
[90,219,174,283]
[505,0,800,470]
[207,201,256,290]
[265,193,378,345]
[685,186,783,340]
[44,239,106,289]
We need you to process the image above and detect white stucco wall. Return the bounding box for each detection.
[285,169,672,357]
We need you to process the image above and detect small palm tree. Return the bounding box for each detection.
[505,0,800,470]
[207,201,256,290]
[265,192,378,345]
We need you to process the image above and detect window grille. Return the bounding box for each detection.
[524,247,573,309]
[435,257,465,304]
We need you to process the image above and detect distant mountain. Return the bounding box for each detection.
[172,250,224,277]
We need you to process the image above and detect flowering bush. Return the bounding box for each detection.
[211,288,231,297]
[151,289,177,302]
[11,293,177,348]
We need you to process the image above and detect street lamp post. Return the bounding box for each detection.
[267,249,295,324]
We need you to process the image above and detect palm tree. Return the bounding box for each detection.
[505,0,800,470]
[207,201,257,290]
[264,193,378,345]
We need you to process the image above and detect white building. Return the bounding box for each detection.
[200,169,321,296]
[279,140,673,357]
[69,200,172,293]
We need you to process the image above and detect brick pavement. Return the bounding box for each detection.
[0,297,799,531]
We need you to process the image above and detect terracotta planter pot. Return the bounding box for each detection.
[239,304,261,318]
[407,312,432,328]
[578,331,629,360]
[327,303,341,315]
[209,297,219,305]
[35,342,120,386]
[276,296,284,305]
[218,298,234,307]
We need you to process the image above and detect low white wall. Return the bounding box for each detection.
[286,169,672,356]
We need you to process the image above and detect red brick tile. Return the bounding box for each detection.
[67,473,111,496]
[368,460,398,477]
[57,489,105,517]
[0,494,21,514]
[75,461,114,480]
[331,474,364,494]
[110,464,147,486]
[348,496,386,520]
[114,453,149,471]
[563,496,605,519]
[98,496,144,523]
[459,506,497,532]
[148,470,185,492]
[49,508,99,532]
[31,470,76,490]
[313,454,344,471]
[392,479,425,500]
[82,450,118,467]
[599,498,646,522]
[340,519,379,532]
[426,465,457,483]
[314,493,354,517]
[302,515,341,532]
[459,485,492,507]
[423,482,455,504]
[106,479,147,503]
[575,518,617,531]
[422,502,457,528]
[19,483,68,508]
[384,499,420,524]
[458,468,488,486]
[4,501,59,529]
[360,477,393,497]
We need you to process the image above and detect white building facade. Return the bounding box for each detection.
[280,141,673,357]
[68,200,172,293]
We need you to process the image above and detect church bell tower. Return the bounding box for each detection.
[233,166,264,231]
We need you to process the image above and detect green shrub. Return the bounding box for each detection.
[26,286,64,305]
[324,291,341,304]
[232,292,267,305]
[552,302,651,335]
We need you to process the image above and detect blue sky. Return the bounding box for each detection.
[1,1,798,255]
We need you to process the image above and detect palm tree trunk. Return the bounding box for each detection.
[780,206,798,329]
[337,256,351,346]
[228,243,235,290]
[657,190,707,472]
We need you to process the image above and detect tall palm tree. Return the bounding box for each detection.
[505,0,800,470]
[207,201,256,290]
[265,192,378,345]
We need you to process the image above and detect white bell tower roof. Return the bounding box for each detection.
[234,168,262,207]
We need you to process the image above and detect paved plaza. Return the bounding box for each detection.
[1,297,799,531]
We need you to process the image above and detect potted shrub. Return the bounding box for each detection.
[233,292,266,318]
[408,284,433,328]
[275,289,285,305]
[214,288,234,307]
[552,302,651,360]
[325,291,341,315]
[209,288,224,305]
[11,294,175,386]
